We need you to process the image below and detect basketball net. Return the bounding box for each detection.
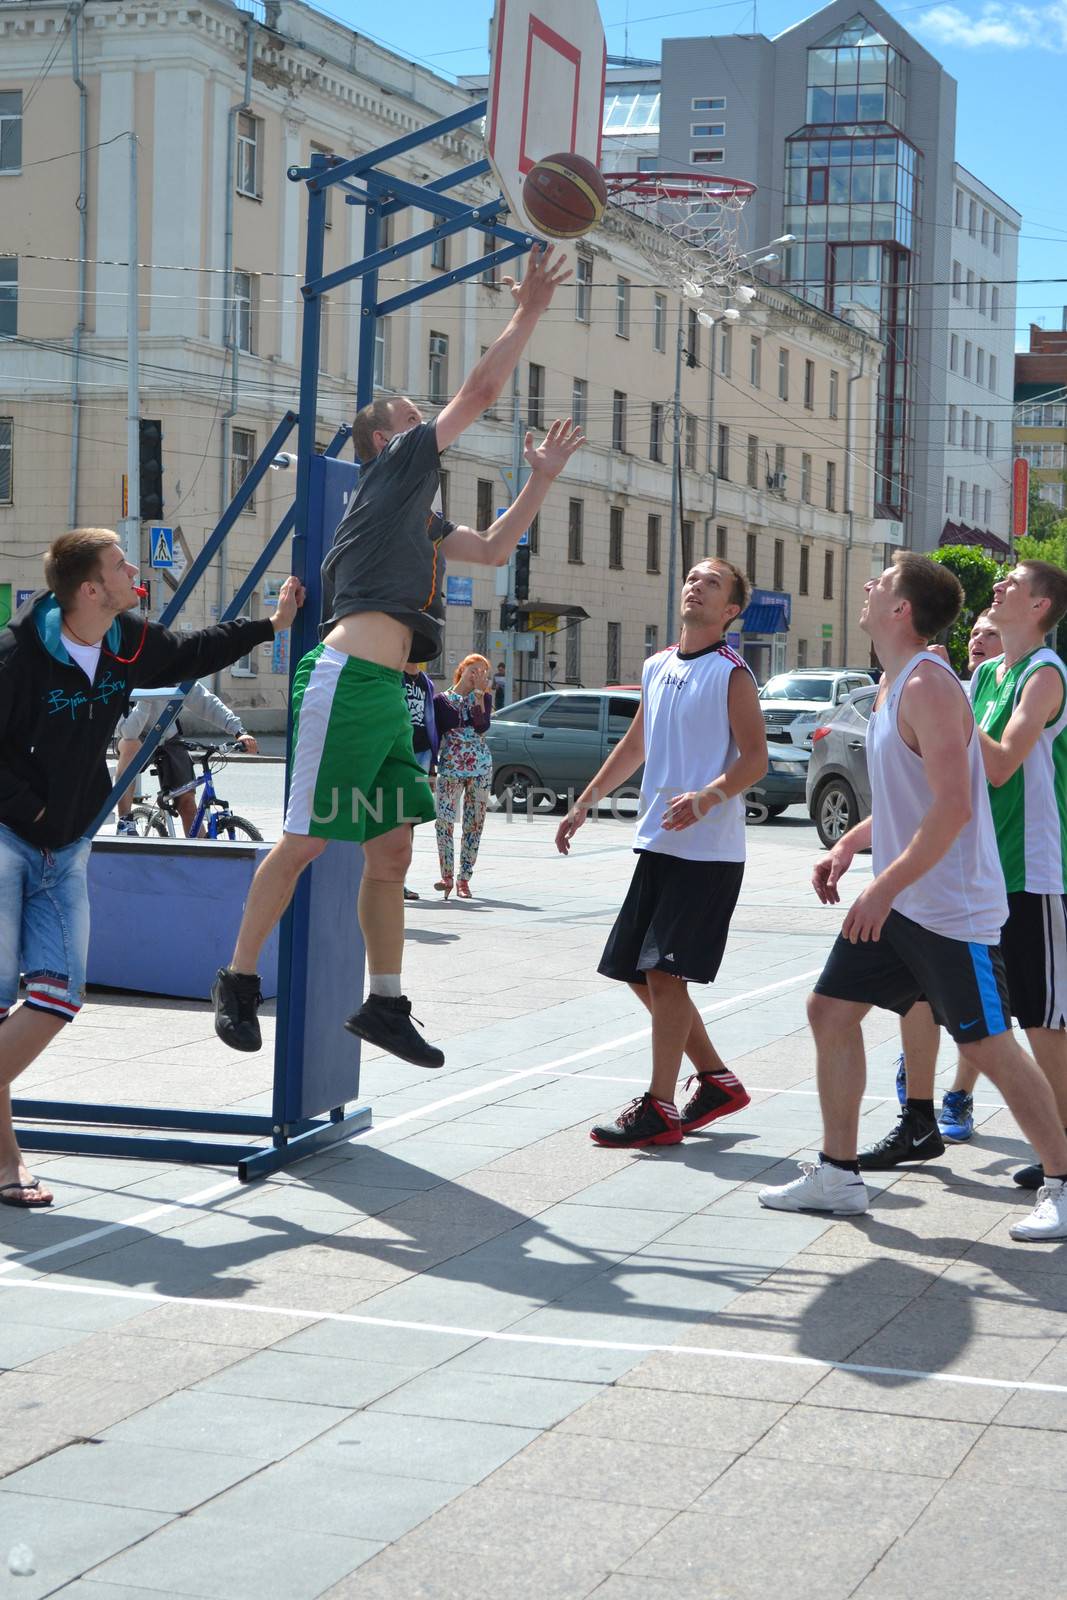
[604,173,757,325]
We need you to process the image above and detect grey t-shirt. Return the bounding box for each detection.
[320,421,455,662]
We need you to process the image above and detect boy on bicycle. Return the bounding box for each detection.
[115,680,258,837]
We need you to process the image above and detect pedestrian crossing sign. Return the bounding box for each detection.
[149,525,174,568]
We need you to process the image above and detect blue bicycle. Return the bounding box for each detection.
[130,741,263,841]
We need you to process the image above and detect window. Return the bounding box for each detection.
[948,405,958,445]
[746,434,759,488]
[968,197,977,237]
[318,296,330,374]
[527,513,540,554]
[236,113,260,198]
[428,331,448,404]
[430,218,448,271]
[946,476,954,512]
[961,409,971,450]
[966,269,975,308]
[991,286,1000,322]
[716,524,727,559]
[717,424,729,480]
[981,208,990,248]
[311,144,335,227]
[606,622,621,684]
[373,321,388,388]
[954,189,964,227]
[571,377,588,433]
[498,695,551,725]
[576,254,592,322]
[687,308,700,367]
[650,403,663,462]
[958,480,966,517]
[986,419,994,457]
[692,96,726,110]
[773,539,784,590]
[825,460,836,512]
[692,149,725,164]
[644,624,659,657]
[567,498,583,564]
[231,428,256,510]
[778,347,790,402]
[681,519,694,574]
[950,334,958,372]
[691,122,726,136]
[823,549,834,600]
[528,362,544,429]
[822,640,833,668]
[685,413,698,470]
[976,348,985,386]
[963,341,972,378]
[746,532,757,583]
[615,277,630,338]
[973,414,981,454]
[989,355,998,390]
[799,545,810,595]
[774,443,785,489]
[609,507,624,569]
[801,453,812,504]
[473,609,490,658]
[0,417,11,504]
[984,488,992,523]
[972,483,980,521]
[952,261,962,299]
[234,270,256,354]
[231,594,259,677]
[803,359,815,410]
[749,336,761,388]
[608,694,638,734]
[476,479,494,528]
[612,390,627,453]
[0,92,22,173]
[719,323,732,376]
[566,619,582,684]
[993,217,1002,256]
[647,513,661,573]
[796,638,808,667]
[829,369,839,419]
[979,279,987,316]
[540,694,599,731]
[480,232,500,288]
[653,293,666,352]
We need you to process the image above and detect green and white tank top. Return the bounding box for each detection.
[971,646,1067,893]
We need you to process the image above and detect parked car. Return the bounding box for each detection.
[749,744,811,821]
[805,684,877,846]
[759,669,875,750]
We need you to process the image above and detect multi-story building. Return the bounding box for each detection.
[653,0,1021,552]
[0,0,882,717]
[1015,319,1067,517]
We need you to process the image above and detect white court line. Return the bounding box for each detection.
[2,967,821,1277]
[1,1275,1064,1399]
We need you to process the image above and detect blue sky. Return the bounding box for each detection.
[330,0,1065,349]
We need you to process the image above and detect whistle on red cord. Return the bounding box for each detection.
[134,585,148,599]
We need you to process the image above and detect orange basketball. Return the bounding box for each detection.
[522,152,608,239]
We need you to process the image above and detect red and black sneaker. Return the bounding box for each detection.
[678,1069,750,1133]
[590,1093,683,1149]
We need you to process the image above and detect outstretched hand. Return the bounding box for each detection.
[525,418,585,480]
[504,245,572,316]
[271,576,305,632]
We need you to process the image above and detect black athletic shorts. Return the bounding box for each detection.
[1001,890,1067,1030]
[598,851,744,987]
[153,740,196,796]
[813,908,1010,1044]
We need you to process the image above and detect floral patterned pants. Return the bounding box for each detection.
[435,775,489,882]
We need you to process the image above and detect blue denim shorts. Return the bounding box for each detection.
[0,824,92,1024]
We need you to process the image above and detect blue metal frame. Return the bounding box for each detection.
[15,98,535,1182]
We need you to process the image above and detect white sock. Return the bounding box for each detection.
[369,973,402,999]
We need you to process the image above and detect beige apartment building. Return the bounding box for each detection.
[0,0,886,719]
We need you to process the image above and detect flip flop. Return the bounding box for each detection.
[0,1178,53,1209]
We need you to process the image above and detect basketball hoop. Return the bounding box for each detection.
[604,172,758,322]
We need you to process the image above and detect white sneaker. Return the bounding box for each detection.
[1009,1178,1067,1241]
[758,1159,869,1215]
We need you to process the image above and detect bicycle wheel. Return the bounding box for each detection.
[130,805,170,838]
[214,813,263,842]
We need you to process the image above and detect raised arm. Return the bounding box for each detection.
[433,247,571,452]
[440,420,584,567]
[978,663,1065,787]
[134,578,303,688]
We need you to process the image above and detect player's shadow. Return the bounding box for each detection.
[403,927,460,944]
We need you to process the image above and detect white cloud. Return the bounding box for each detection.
[916,1,1067,50]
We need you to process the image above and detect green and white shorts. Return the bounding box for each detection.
[283,645,436,842]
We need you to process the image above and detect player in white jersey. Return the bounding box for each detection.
[759,552,1067,1240]
[555,559,768,1149]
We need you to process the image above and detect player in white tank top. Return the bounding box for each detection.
[760,553,1067,1239]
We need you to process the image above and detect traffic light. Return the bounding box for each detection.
[499,602,526,632]
[514,544,531,603]
[138,419,164,520]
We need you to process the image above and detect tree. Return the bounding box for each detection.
[1027,479,1067,543]
[1018,529,1067,662]
[928,545,1006,672]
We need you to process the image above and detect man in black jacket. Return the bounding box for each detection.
[0,527,302,1207]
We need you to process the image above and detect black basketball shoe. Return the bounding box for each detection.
[858,1107,945,1171]
[344,994,444,1069]
[212,967,264,1053]
[590,1093,683,1148]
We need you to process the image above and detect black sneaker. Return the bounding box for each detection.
[1014,1161,1044,1190]
[590,1093,683,1149]
[344,994,444,1069]
[212,967,263,1052]
[678,1069,750,1133]
[858,1107,945,1171]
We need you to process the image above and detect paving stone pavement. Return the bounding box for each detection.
[3,795,1067,1598]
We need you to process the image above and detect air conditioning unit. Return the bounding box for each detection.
[769,471,787,492]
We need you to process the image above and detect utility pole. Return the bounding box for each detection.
[124,131,140,565]
[664,298,685,642]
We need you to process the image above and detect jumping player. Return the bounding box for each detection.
[555,558,767,1147]
[0,529,302,1207]
[212,245,582,1069]
[759,553,1067,1240]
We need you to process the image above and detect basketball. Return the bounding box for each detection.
[522,153,608,239]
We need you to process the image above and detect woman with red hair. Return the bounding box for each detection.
[434,654,494,899]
